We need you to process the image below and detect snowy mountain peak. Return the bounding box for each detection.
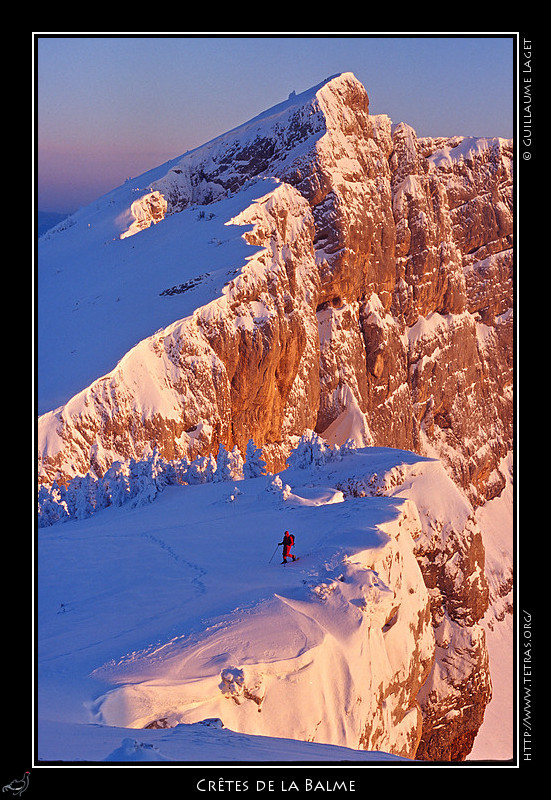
[117,72,366,239]
[37,72,513,762]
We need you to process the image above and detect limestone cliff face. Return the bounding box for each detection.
[38,73,512,502]
[37,73,513,760]
[335,455,493,761]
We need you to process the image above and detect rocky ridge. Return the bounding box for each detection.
[37,73,513,760]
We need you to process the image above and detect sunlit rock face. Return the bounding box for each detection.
[37,73,513,761]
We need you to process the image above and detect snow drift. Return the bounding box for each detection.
[37,441,512,763]
[38,446,437,761]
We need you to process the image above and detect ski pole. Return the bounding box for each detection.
[268,543,280,564]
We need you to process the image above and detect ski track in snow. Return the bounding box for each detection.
[137,528,208,595]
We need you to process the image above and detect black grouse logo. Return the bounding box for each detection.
[2,773,30,797]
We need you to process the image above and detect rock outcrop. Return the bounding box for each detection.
[37,73,513,760]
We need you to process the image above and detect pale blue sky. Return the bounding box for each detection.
[36,34,515,212]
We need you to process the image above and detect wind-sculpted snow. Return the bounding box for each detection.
[38,718,409,763]
[38,447,436,761]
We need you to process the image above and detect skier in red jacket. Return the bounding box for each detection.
[279,531,296,563]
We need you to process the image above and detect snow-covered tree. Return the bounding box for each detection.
[37,482,69,527]
[286,430,330,470]
[66,473,97,520]
[340,438,358,456]
[186,454,216,485]
[94,470,112,512]
[128,457,159,507]
[214,443,232,482]
[266,474,292,500]
[228,446,244,481]
[172,455,191,485]
[103,461,131,507]
[214,444,245,482]
[243,439,267,478]
[146,448,178,489]
[37,444,254,527]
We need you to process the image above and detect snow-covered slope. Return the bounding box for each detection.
[37,718,408,763]
[36,72,514,763]
[37,442,512,763]
[36,75,334,417]
[38,446,437,762]
[37,181,267,416]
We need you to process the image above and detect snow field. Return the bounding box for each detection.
[38,447,437,761]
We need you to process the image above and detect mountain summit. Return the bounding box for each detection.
[37,71,512,505]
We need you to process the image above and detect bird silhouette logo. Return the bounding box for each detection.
[2,772,30,797]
